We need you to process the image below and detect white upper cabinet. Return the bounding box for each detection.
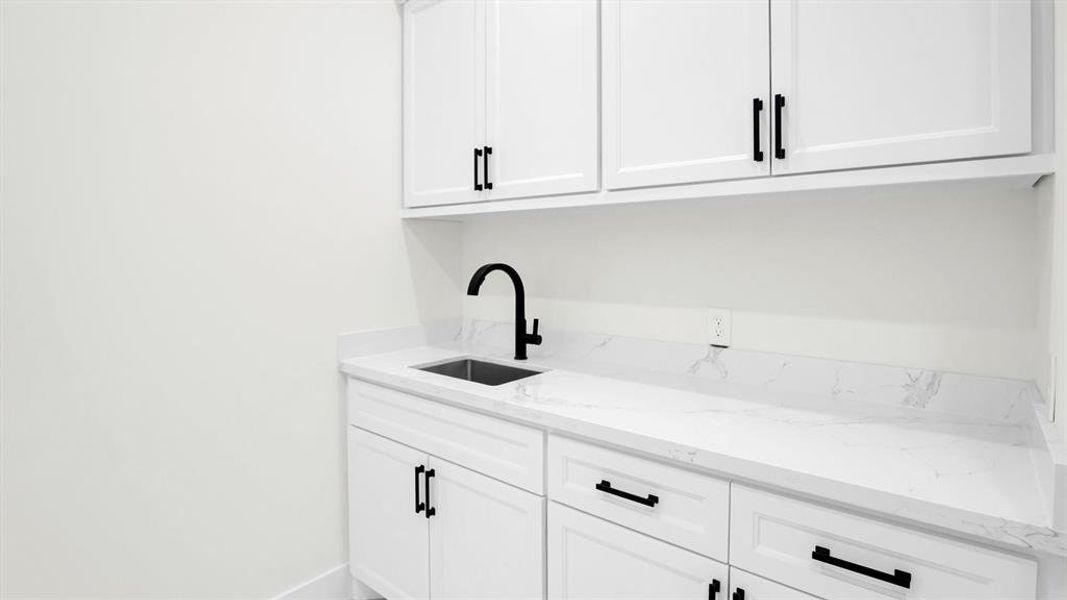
[603,0,771,189]
[401,0,1044,217]
[403,0,485,207]
[485,0,598,200]
[770,0,1032,175]
[403,0,598,207]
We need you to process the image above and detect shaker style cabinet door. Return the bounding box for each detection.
[485,0,598,200]
[348,428,430,600]
[428,458,543,600]
[403,0,486,207]
[548,503,728,600]
[603,0,771,190]
[770,0,1031,175]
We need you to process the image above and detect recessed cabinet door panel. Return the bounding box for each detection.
[348,428,429,600]
[486,0,598,200]
[770,0,1031,175]
[428,458,544,600]
[404,0,485,207]
[603,0,771,190]
[548,503,728,600]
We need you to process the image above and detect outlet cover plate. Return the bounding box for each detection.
[706,308,732,347]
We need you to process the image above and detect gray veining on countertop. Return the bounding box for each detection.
[338,319,1065,557]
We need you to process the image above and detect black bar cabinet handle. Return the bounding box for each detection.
[774,93,786,159]
[483,146,493,190]
[752,98,764,162]
[595,479,659,507]
[473,148,483,191]
[708,579,721,600]
[732,588,744,600]
[424,468,436,518]
[414,465,425,514]
[812,546,912,589]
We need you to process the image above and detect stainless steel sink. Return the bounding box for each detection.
[415,358,543,386]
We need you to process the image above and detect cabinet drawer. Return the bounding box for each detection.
[730,485,1037,599]
[548,502,727,600]
[548,434,729,561]
[347,379,544,494]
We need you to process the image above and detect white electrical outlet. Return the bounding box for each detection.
[706,308,732,347]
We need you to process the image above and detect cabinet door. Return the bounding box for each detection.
[348,428,429,600]
[603,0,771,190]
[403,0,486,207]
[484,0,598,200]
[548,503,728,600]
[729,569,819,600]
[770,0,1031,175]
[428,458,544,600]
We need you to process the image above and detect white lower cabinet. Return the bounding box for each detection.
[348,428,430,600]
[347,426,543,600]
[729,569,817,600]
[348,380,544,493]
[730,485,1037,600]
[548,434,730,561]
[428,456,543,600]
[548,502,728,600]
[348,381,1041,600]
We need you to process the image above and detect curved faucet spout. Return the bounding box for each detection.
[466,263,541,360]
[467,263,525,298]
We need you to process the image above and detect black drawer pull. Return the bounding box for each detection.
[414,465,425,514]
[473,148,483,191]
[773,93,786,159]
[595,479,659,507]
[732,588,743,600]
[752,98,764,162]
[812,546,912,589]
[483,146,493,190]
[708,579,721,600]
[424,468,436,518]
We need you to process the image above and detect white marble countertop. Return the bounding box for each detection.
[340,343,1064,557]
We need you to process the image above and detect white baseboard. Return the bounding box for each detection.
[271,564,352,600]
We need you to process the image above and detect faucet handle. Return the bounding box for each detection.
[528,318,543,345]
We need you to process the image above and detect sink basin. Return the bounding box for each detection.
[415,358,543,386]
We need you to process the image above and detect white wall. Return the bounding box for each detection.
[1058,0,1067,440]
[0,1,459,597]
[1036,0,1067,439]
[464,183,1044,380]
